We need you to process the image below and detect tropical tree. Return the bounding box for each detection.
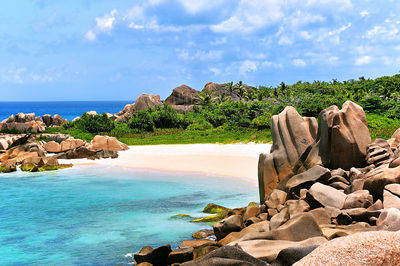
[197,90,216,107]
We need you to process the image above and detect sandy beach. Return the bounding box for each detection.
[59,143,271,182]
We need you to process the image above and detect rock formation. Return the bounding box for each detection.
[132,100,400,266]
[258,101,372,203]
[116,94,163,122]
[165,85,199,106]
[202,82,240,101]
[0,113,67,133]
[258,106,318,202]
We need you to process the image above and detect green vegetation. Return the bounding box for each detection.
[203,203,230,214]
[190,213,225,224]
[20,164,72,172]
[4,74,400,144]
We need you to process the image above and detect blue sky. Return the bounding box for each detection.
[1,0,400,101]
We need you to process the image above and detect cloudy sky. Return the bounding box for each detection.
[1,0,400,101]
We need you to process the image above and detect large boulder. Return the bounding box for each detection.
[202,82,240,101]
[305,182,347,209]
[165,85,199,105]
[343,190,373,209]
[285,165,331,197]
[383,184,400,209]
[134,244,172,265]
[87,135,129,151]
[116,94,163,122]
[43,141,61,153]
[0,139,8,150]
[181,246,268,266]
[218,221,270,246]
[296,101,371,172]
[235,237,327,263]
[364,164,400,199]
[295,231,400,265]
[275,245,319,266]
[258,106,318,202]
[213,215,244,241]
[376,208,400,231]
[60,139,85,152]
[133,94,163,111]
[231,213,323,244]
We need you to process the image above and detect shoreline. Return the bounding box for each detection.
[59,143,271,183]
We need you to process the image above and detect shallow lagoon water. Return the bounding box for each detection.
[0,166,257,265]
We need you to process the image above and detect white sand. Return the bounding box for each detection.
[59,143,271,182]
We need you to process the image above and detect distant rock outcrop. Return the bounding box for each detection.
[0,113,67,133]
[165,85,199,105]
[165,85,200,114]
[116,94,162,122]
[202,82,240,101]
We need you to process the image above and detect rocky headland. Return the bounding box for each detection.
[0,132,128,173]
[131,101,400,265]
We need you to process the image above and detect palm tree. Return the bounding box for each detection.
[197,90,215,107]
[216,93,230,104]
[235,81,246,99]
[225,82,234,94]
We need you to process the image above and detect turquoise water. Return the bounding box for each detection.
[0,166,257,265]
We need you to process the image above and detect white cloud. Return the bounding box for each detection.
[209,67,221,75]
[177,0,226,14]
[288,11,325,28]
[84,30,96,41]
[360,10,369,17]
[176,49,222,61]
[328,56,339,63]
[302,0,353,10]
[299,31,313,40]
[316,23,351,44]
[292,59,307,67]
[278,36,293,45]
[239,60,258,75]
[355,55,372,65]
[0,65,61,83]
[211,37,227,45]
[261,60,283,68]
[366,24,399,40]
[211,0,283,33]
[96,9,118,31]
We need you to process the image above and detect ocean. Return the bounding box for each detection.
[0,166,258,265]
[0,101,132,121]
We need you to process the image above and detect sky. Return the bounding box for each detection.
[1,0,400,101]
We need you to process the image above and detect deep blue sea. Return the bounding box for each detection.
[0,166,257,265]
[0,101,131,121]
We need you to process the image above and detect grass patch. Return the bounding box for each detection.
[366,113,400,140]
[113,127,271,145]
[45,127,94,142]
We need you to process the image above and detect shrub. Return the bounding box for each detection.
[186,120,213,131]
[366,113,400,139]
[151,104,183,128]
[110,123,133,136]
[251,112,272,130]
[76,113,115,133]
[359,95,384,113]
[128,111,155,132]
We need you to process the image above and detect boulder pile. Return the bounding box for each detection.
[0,113,67,133]
[132,101,400,265]
[0,134,129,173]
[44,135,128,160]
